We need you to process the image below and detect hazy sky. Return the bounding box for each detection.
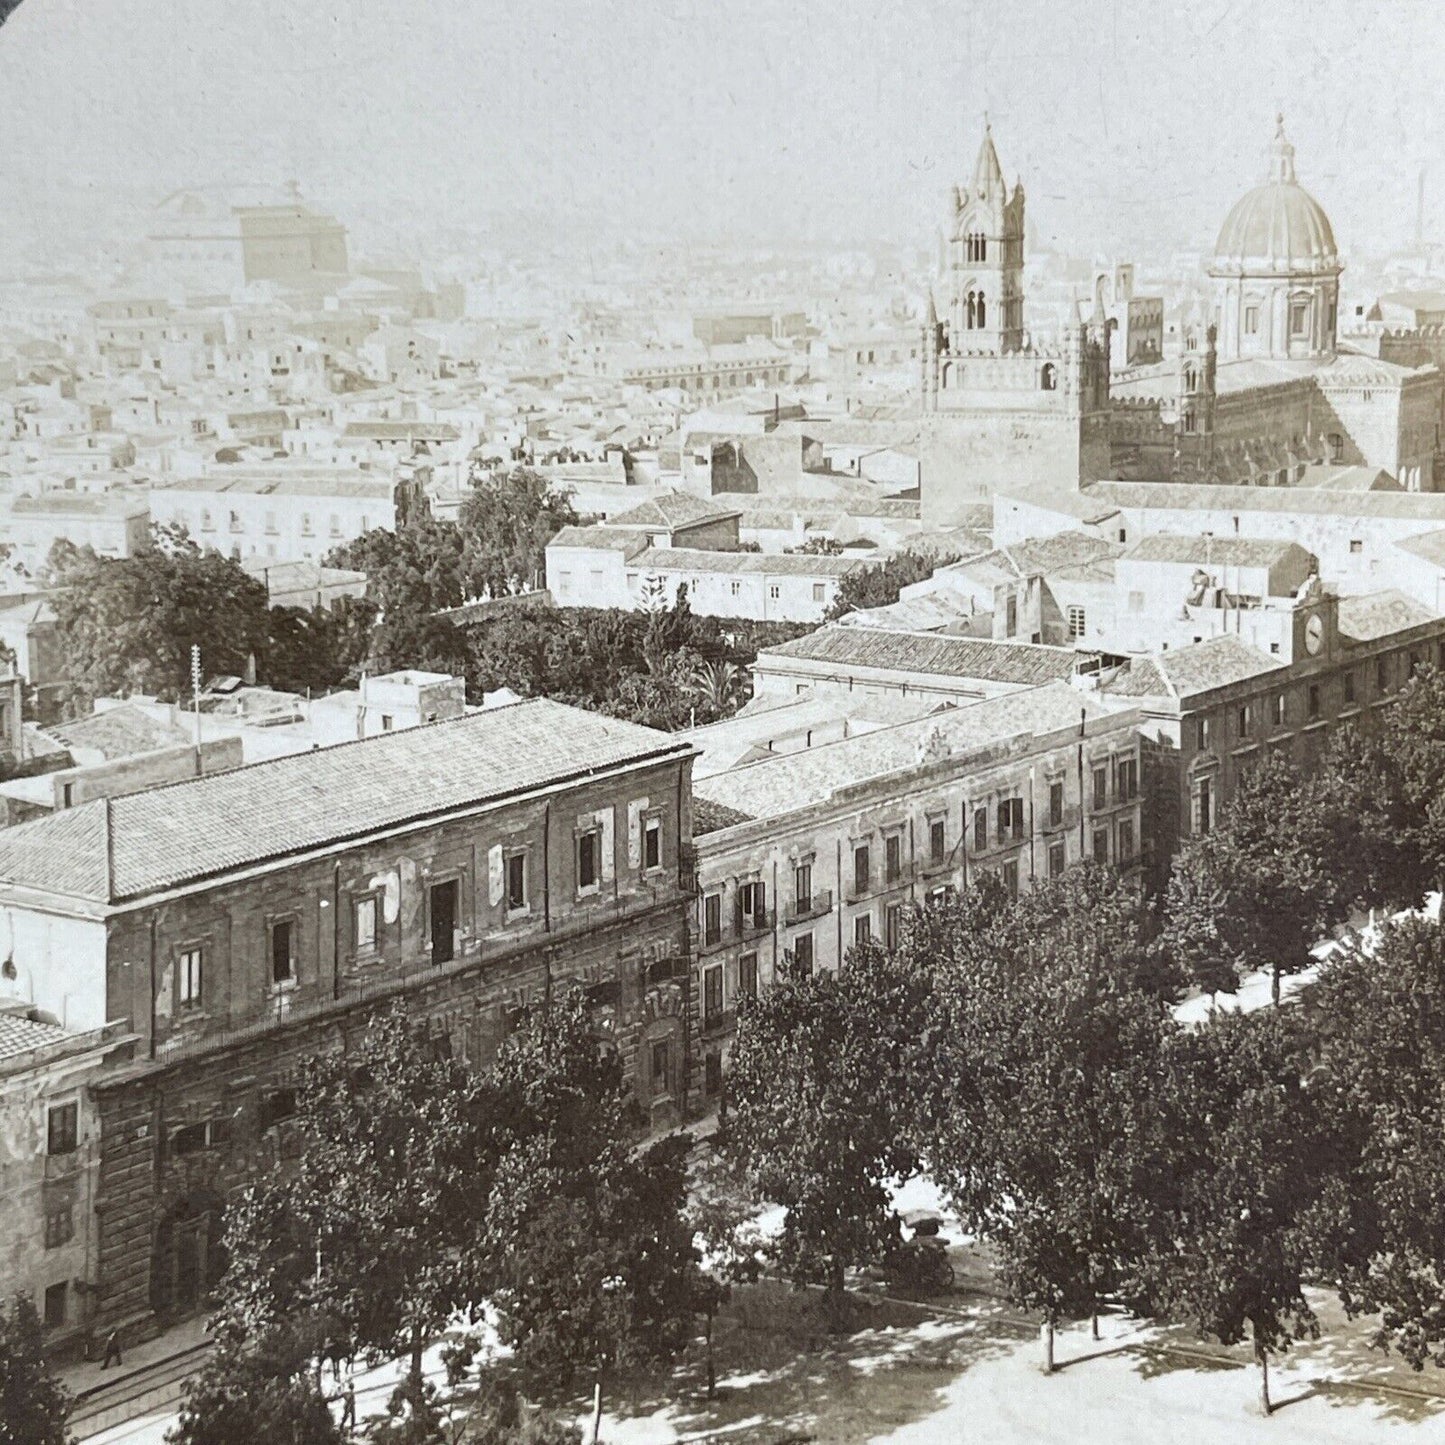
[2,0,1443,256]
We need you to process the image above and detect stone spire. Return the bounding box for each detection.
[1269,113,1297,185]
[971,120,1006,201]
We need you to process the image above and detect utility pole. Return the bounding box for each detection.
[190,644,202,758]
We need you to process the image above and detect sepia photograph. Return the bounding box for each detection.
[5,0,1445,1440]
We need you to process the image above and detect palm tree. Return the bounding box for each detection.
[688,660,749,719]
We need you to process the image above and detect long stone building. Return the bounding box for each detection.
[0,699,697,1343]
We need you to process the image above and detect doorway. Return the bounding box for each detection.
[430,879,458,964]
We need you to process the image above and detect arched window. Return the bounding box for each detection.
[966,291,977,329]
[976,295,986,329]
[1183,365,1197,392]
[1040,363,1057,391]
[1182,409,1196,434]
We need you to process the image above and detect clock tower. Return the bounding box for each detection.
[1290,582,1337,663]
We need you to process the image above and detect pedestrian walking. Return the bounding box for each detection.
[341,1378,356,1438]
[101,1329,123,1369]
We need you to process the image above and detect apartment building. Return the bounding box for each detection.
[0,700,696,1343]
[687,684,1142,1094]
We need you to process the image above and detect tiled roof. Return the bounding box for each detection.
[44,704,192,761]
[608,492,741,529]
[693,798,756,835]
[1122,535,1315,568]
[995,483,1121,523]
[0,1012,68,1063]
[640,548,865,579]
[547,526,650,561]
[694,685,1119,824]
[760,625,1084,686]
[1087,480,1445,521]
[0,699,690,904]
[1105,636,1284,702]
[946,531,1121,583]
[1338,590,1441,642]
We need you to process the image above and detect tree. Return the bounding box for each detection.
[1161,753,1341,1004]
[215,1005,499,1392]
[167,1324,342,1445]
[457,467,578,598]
[726,944,927,1315]
[0,1293,72,1445]
[1301,914,1445,1370]
[481,993,699,1442]
[1377,664,1445,891]
[823,548,957,621]
[687,660,749,719]
[1148,1008,1338,1415]
[918,867,1178,1368]
[49,526,271,709]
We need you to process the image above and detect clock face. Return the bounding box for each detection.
[1304,614,1324,655]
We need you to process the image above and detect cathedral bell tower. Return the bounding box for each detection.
[945,122,1026,355]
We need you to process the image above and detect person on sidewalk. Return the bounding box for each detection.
[341,1379,356,1437]
[101,1330,123,1369]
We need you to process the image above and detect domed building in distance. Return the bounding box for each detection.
[1209,116,1342,363]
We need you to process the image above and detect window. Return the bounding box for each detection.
[1117,818,1136,863]
[884,903,904,952]
[44,1203,73,1250]
[738,952,758,999]
[260,1088,297,1130]
[172,1118,229,1156]
[1048,839,1066,878]
[60,782,74,808]
[43,1283,66,1330]
[1245,304,1260,335]
[1344,670,1356,705]
[1092,827,1110,864]
[329,513,342,538]
[1349,538,1362,555]
[730,580,740,597]
[929,818,946,863]
[884,833,902,883]
[812,584,825,603]
[1001,859,1019,898]
[792,932,814,975]
[704,964,724,1027]
[506,852,527,912]
[853,844,871,896]
[1198,716,1212,750]
[47,1103,78,1157]
[769,585,780,601]
[577,828,601,892]
[1377,656,1391,693]
[1271,693,1285,726]
[997,797,1024,842]
[644,818,662,870]
[1329,433,1345,463]
[1041,362,1058,391]
[739,880,766,932]
[703,892,723,946]
[270,919,295,984]
[1193,777,1213,836]
[1290,301,1309,336]
[1005,596,1018,636]
[1308,683,1321,719]
[794,861,813,909]
[1092,766,1108,811]
[854,913,872,947]
[1049,781,1064,828]
[300,512,314,536]
[264,510,278,534]
[651,1042,670,1091]
[179,947,203,1008]
[973,807,987,851]
[1128,590,1145,613]
[1237,703,1252,737]
[380,714,394,732]
[1067,605,1086,638]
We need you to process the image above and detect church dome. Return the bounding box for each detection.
[1211,117,1339,277]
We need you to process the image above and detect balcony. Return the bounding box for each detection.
[43,1149,83,1182]
[787,890,833,923]
[738,907,774,939]
[701,1007,737,1039]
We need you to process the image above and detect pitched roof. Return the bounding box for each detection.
[943,532,1121,585]
[638,548,865,578]
[0,1012,68,1064]
[694,685,1117,825]
[1121,535,1315,569]
[1338,590,1441,642]
[546,525,650,561]
[760,625,1084,686]
[608,492,741,529]
[1105,635,1284,702]
[43,704,193,761]
[1393,529,1445,566]
[0,700,689,905]
[1087,480,1445,522]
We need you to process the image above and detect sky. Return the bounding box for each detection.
[1,0,1443,258]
